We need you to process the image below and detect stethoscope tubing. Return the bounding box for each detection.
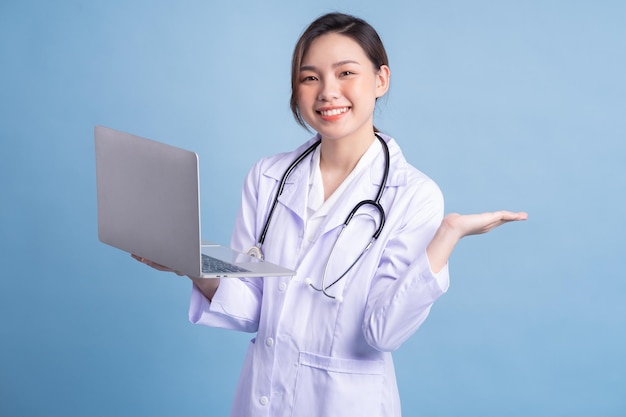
[257,138,322,250]
[252,133,391,301]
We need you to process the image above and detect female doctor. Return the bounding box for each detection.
[136,12,527,417]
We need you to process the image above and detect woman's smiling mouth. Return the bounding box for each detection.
[317,106,350,121]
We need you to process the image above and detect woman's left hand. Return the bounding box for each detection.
[426,210,528,273]
[442,211,528,240]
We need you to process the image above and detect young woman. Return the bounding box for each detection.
[137,12,526,417]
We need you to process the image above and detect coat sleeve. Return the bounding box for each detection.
[188,161,266,333]
[362,179,450,352]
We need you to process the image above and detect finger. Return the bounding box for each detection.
[499,211,528,222]
[130,254,189,278]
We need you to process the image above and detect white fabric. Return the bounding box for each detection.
[189,133,449,417]
[303,138,381,253]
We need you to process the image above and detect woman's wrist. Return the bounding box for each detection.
[426,217,462,273]
[189,276,220,301]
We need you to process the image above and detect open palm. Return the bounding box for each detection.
[444,211,528,239]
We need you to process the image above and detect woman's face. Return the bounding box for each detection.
[296,33,389,143]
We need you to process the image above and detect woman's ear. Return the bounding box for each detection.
[375,65,391,98]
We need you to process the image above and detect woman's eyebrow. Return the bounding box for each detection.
[300,60,361,72]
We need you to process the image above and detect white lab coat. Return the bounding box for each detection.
[189,133,449,417]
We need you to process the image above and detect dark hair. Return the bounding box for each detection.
[290,12,390,129]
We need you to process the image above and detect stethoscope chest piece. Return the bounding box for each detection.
[247,245,264,260]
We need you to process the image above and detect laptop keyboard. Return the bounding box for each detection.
[202,254,251,274]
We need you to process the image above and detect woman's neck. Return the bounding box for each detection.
[318,130,376,200]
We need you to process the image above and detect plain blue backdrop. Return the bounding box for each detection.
[1,1,625,416]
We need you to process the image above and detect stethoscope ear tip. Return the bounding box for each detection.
[335,295,344,303]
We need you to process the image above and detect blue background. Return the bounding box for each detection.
[1,1,625,416]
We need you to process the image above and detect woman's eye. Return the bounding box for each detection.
[301,75,318,82]
[340,71,355,77]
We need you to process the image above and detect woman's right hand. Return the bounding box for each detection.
[131,254,185,276]
[131,254,220,301]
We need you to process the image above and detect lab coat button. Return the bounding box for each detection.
[259,396,269,406]
[279,282,287,292]
[265,337,274,347]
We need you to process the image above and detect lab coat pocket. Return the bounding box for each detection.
[292,352,385,417]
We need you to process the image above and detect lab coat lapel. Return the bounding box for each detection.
[262,137,319,223]
[277,163,309,222]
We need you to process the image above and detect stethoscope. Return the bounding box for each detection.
[247,133,390,302]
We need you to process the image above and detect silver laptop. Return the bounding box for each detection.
[94,125,295,278]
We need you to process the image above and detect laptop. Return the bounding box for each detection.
[94,125,296,278]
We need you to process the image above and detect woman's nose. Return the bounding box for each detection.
[317,79,340,101]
